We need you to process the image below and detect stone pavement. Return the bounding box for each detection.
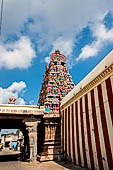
[0,161,89,170]
[0,148,21,155]
[0,148,89,170]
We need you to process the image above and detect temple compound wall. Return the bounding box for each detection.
[61,50,113,170]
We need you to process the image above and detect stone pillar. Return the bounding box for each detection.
[25,119,40,162]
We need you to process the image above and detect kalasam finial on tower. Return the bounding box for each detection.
[55,49,60,54]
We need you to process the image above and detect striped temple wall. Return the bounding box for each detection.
[60,50,113,170]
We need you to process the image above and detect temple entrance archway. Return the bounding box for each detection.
[0,104,44,162]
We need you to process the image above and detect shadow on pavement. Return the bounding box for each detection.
[0,153,21,162]
[55,161,89,170]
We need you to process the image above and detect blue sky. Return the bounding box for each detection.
[0,0,113,106]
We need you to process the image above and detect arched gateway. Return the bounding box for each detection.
[0,104,44,161]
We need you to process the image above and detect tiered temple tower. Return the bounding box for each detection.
[38,50,75,113]
[38,50,75,161]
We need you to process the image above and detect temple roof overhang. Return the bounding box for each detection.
[61,49,113,108]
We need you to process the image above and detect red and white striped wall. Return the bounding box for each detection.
[61,74,113,170]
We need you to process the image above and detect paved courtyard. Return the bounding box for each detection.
[0,148,89,170]
[0,161,89,170]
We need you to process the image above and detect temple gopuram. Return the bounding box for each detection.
[38,50,75,161]
[38,50,75,113]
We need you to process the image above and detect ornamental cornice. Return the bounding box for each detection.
[61,64,113,110]
[0,105,44,115]
[0,104,44,109]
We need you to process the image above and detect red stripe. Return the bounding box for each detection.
[97,84,113,170]
[105,78,113,126]
[62,110,64,153]
[68,106,71,156]
[75,101,81,165]
[65,108,67,155]
[91,89,104,170]
[80,98,87,168]
[71,104,76,164]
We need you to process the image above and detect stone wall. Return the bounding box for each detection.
[61,50,113,170]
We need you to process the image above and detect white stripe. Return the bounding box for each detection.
[94,87,109,170]
[88,92,99,170]
[110,75,113,93]
[101,81,113,159]
[61,111,63,152]
[78,99,84,167]
[61,111,62,150]
[67,107,69,155]
[64,109,65,152]
[74,102,79,165]
[82,96,91,169]
[70,105,73,161]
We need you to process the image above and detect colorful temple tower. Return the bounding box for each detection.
[38,50,75,112]
[38,50,75,161]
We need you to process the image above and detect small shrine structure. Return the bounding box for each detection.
[8,96,16,104]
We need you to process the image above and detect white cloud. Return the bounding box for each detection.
[2,0,113,36]
[29,100,35,105]
[92,23,113,41]
[32,0,113,54]
[0,81,26,104]
[2,1,113,43]
[45,56,50,64]
[76,41,100,61]
[1,0,113,68]
[16,98,26,105]
[45,37,74,67]
[0,36,36,69]
[76,22,113,61]
[51,37,74,56]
